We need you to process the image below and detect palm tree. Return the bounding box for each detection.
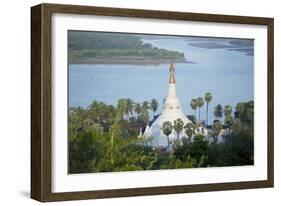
[212,120,223,143]
[141,101,150,126]
[224,105,232,116]
[124,98,134,117]
[224,105,233,127]
[134,102,142,116]
[134,102,143,131]
[204,92,212,126]
[117,99,127,119]
[197,97,204,121]
[89,100,107,122]
[110,99,126,164]
[235,102,245,119]
[142,101,149,111]
[214,104,223,120]
[105,105,116,129]
[246,107,254,124]
[150,98,159,118]
[184,122,196,140]
[173,118,184,140]
[190,99,198,120]
[162,121,173,151]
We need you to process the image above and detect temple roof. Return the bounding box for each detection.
[144,63,192,147]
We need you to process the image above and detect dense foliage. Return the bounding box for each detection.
[68,31,186,64]
[68,97,254,174]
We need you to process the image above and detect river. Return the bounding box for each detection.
[69,37,254,123]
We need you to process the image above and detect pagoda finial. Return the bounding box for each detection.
[169,61,176,84]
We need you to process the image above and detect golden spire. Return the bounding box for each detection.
[169,62,176,84]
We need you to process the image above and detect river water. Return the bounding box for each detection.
[69,37,253,123]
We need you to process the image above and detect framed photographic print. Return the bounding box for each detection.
[31,3,274,202]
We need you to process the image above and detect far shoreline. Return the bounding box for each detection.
[68,59,197,65]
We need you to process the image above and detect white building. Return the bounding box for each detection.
[143,63,192,147]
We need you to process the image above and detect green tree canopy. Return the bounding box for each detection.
[184,122,197,140]
[190,99,198,120]
[162,121,173,150]
[173,118,184,140]
[204,92,212,126]
[214,104,223,120]
[151,98,159,117]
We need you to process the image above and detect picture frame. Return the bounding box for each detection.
[31,3,274,202]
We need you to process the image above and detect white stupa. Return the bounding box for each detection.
[143,63,191,147]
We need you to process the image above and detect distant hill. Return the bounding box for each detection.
[68,31,186,64]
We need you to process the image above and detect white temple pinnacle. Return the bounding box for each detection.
[143,63,191,147]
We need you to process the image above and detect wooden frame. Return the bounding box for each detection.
[31,3,274,202]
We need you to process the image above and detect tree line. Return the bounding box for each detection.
[68,96,254,173]
[68,31,185,63]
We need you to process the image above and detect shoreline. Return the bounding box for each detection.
[68,59,197,65]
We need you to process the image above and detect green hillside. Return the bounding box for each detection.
[68,31,186,64]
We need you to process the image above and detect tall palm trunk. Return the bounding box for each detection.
[110,101,125,165]
[206,102,209,126]
[110,128,115,164]
[166,135,170,151]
